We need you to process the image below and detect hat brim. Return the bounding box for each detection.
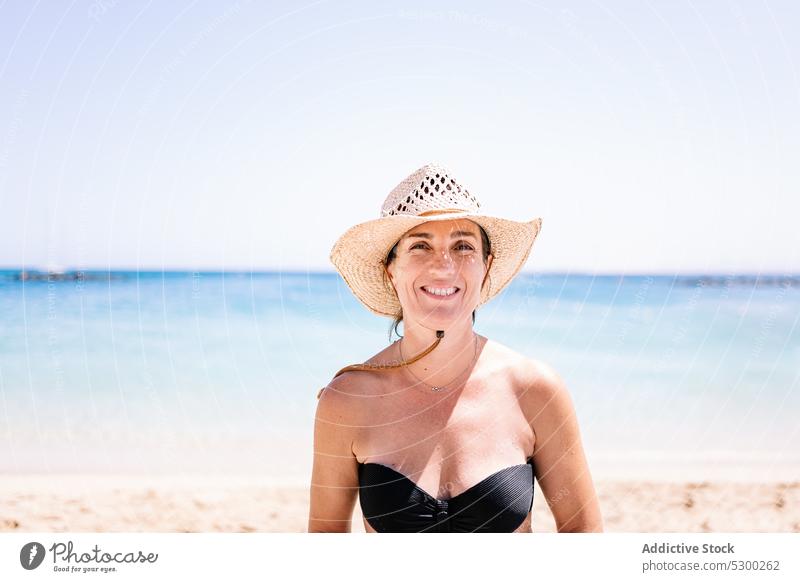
[330,213,543,318]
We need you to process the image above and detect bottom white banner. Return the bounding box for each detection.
[1,533,798,581]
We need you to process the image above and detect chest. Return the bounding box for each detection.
[352,369,534,492]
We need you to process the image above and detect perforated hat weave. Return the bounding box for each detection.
[329,162,543,318]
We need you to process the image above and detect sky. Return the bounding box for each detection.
[0,0,798,274]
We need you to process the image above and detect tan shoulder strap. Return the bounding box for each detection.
[316,330,444,399]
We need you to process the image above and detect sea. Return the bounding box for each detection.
[1,269,798,483]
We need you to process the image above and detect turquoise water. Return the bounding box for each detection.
[1,270,798,481]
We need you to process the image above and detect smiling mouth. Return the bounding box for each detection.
[420,286,461,298]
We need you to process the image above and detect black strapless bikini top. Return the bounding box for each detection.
[358,458,535,532]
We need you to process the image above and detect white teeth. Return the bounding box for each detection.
[422,286,458,296]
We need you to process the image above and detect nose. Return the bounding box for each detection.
[433,248,452,263]
[429,249,456,271]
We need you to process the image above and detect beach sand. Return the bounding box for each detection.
[1,475,798,533]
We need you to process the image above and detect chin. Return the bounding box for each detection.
[417,305,474,323]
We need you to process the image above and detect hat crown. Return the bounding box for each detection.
[380,163,481,218]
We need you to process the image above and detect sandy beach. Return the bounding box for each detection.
[1,475,797,533]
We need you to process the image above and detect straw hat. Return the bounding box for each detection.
[329,162,543,318]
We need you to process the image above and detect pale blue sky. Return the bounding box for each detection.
[1,0,797,273]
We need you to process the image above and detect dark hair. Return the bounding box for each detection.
[383,224,492,341]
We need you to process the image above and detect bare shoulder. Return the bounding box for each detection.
[316,345,393,410]
[319,342,398,396]
[482,339,570,406]
[513,357,567,397]
[316,369,372,414]
[482,339,557,386]
[478,337,526,375]
[509,354,577,435]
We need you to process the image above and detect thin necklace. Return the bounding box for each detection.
[398,333,478,392]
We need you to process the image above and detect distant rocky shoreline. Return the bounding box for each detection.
[11,270,126,282]
[2,270,797,287]
[676,274,800,288]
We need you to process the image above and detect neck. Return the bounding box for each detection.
[398,318,479,387]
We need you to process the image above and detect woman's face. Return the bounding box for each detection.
[385,219,493,328]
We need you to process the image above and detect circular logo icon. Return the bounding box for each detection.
[20,542,46,570]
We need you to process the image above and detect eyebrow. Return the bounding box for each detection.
[405,230,477,241]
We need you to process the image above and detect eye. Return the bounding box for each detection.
[410,242,474,251]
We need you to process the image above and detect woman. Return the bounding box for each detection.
[308,163,603,533]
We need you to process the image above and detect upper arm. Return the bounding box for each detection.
[307,374,361,533]
[519,360,604,532]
